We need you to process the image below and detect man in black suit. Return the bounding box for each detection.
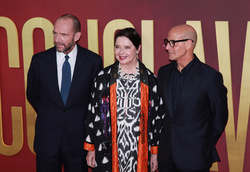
[157,24,228,172]
[26,14,103,172]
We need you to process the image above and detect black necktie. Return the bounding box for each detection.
[61,55,71,105]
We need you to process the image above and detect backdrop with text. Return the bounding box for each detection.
[0,0,250,172]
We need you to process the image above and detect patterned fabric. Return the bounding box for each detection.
[116,64,141,171]
[84,60,166,172]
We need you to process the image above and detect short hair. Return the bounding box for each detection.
[58,14,81,33]
[114,27,141,49]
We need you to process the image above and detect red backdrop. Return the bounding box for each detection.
[0,0,250,171]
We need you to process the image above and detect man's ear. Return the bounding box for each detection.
[74,32,82,42]
[185,40,193,49]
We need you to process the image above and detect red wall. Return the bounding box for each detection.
[0,0,250,171]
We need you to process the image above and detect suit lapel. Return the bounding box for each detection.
[48,47,65,107]
[164,64,175,117]
[65,46,87,107]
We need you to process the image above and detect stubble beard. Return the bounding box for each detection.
[55,38,75,54]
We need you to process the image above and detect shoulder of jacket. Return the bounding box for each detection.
[32,46,56,60]
[77,44,102,59]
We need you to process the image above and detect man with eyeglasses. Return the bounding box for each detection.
[157,24,228,172]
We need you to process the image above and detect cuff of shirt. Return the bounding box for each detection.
[84,142,95,151]
[151,146,158,154]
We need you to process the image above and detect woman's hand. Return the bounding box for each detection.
[86,150,96,168]
[150,153,158,172]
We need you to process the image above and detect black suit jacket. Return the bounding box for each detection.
[26,44,103,157]
[158,55,228,170]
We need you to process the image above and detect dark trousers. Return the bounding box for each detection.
[158,148,210,172]
[36,134,87,172]
[158,162,210,172]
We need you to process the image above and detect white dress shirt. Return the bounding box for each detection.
[57,44,77,91]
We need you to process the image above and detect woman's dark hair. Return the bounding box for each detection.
[114,27,141,49]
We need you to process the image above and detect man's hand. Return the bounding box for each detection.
[150,153,158,172]
[86,150,96,168]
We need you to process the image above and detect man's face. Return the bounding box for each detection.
[53,18,76,54]
[165,30,187,61]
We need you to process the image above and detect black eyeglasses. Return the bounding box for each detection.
[163,39,194,47]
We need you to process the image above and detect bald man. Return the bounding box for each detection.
[157,24,228,172]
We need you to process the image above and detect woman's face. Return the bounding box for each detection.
[115,36,140,68]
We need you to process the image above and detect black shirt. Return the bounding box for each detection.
[172,57,196,114]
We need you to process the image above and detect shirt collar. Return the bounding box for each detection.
[174,53,197,72]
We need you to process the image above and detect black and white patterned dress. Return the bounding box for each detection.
[84,60,167,172]
[116,65,140,172]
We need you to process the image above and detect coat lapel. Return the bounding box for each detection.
[65,45,88,107]
[164,64,175,117]
[48,47,65,107]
